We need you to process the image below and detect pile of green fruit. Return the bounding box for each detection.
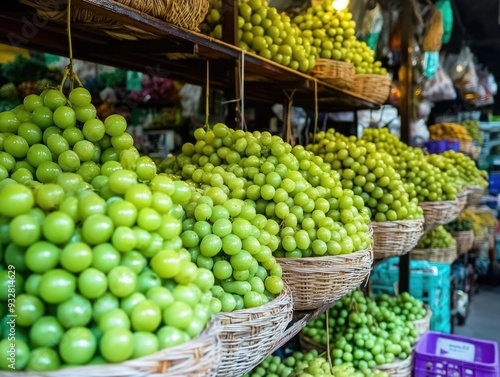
[444,219,473,232]
[362,128,458,202]
[301,291,419,369]
[162,124,372,259]
[306,129,422,221]
[416,226,455,249]
[201,0,316,72]
[375,292,427,323]
[0,84,223,371]
[243,349,389,377]
[441,150,488,188]
[461,119,482,146]
[292,2,387,75]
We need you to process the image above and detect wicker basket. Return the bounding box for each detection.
[472,233,488,249]
[20,0,209,32]
[419,199,459,232]
[374,355,413,377]
[300,334,413,377]
[452,190,468,217]
[466,185,485,206]
[216,285,293,377]
[276,247,373,310]
[371,219,425,259]
[451,230,474,255]
[3,319,221,377]
[411,244,457,264]
[310,59,355,89]
[413,305,432,335]
[351,74,392,104]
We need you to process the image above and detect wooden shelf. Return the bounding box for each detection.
[0,0,380,112]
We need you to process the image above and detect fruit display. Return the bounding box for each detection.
[462,119,482,146]
[306,129,422,221]
[202,0,316,72]
[441,150,488,188]
[429,123,472,142]
[301,291,420,368]
[444,219,473,232]
[201,0,387,75]
[416,226,455,249]
[362,128,458,202]
[161,124,372,259]
[0,83,221,371]
[243,350,389,377]
[375,292,428,323]
[292,2,387,75]
[459,207,497,237]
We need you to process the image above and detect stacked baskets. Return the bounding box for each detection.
[466,185,485,206]
[371,219,425,259]
[419,198,460,232]
[310,59,355,89]
[451,230,474,256]
[276,246,373,310]
[411,244,457,264]
[4,319,222,377]
[351,74,392,104]
[216,285,293,377]
[20,0,210,34]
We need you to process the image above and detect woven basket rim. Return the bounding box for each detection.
[276,246,372,264]
[4,318,221,377]
[371,218,425,229]
[218,283,292,317]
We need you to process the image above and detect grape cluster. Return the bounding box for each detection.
[306,129,422,221]
[362,128,457,202]
[302,291,419,369]
[416,226,455,249]
[163,123,372,259]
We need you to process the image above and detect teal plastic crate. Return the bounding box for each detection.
[372,258,451,330]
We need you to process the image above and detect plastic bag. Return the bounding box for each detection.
[423,9,443,51]
[435,0,453,44]
[422,64,456,102]
[423,51,439,78]
[443,47,478,100]
[360,4,384,51]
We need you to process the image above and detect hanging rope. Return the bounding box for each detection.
[205,60,210,128]
[314,78,319,141]
[283,89,296,145]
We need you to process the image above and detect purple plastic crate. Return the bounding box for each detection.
[414,331,499,377]
[423,140,460,154]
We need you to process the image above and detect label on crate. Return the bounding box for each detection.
[436,337,475,362]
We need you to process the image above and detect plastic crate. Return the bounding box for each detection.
[423,140,459,154]
[430,296,451,334]
[414,331,499,377]
[372,259,450,310]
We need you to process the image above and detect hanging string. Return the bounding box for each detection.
[314,79,319,141]
[325,310,333,372]
[283,89,296,145]
[65,0,83,90]
[205,60,210,128]
[241,51,246,131]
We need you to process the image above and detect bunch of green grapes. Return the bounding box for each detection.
[306,129,422,221]
[416,225,455,249]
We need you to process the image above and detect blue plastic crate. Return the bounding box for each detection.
[372,259,451,315]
